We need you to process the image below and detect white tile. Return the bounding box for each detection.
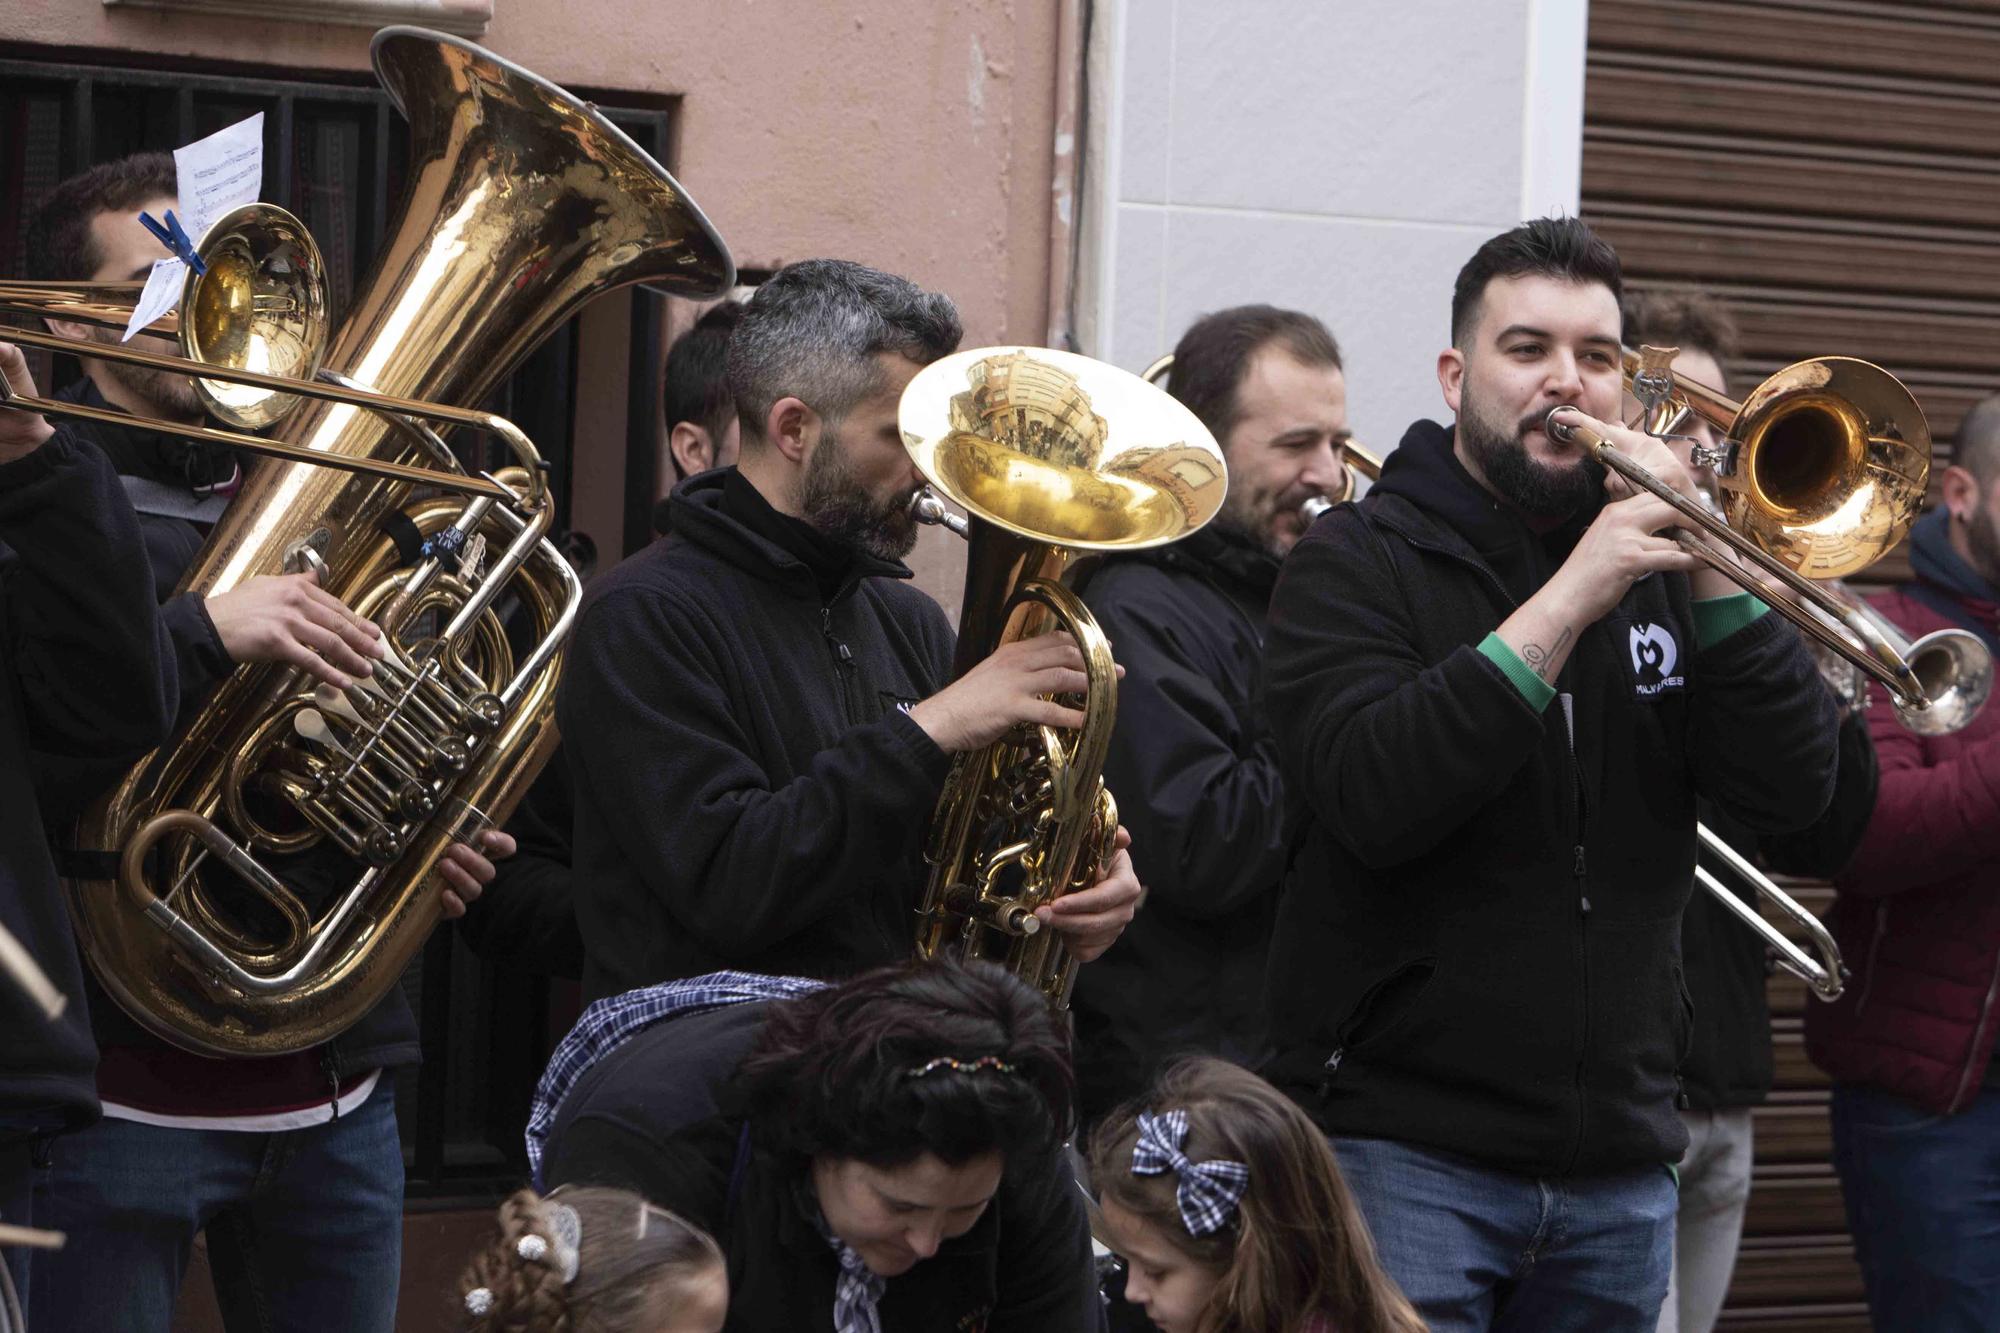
[1155,2,1530,226]
[1153,208,1497,450]
[1116,0,1176,204]
[1104,202,1170,372]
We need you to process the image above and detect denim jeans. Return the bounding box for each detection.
[1332,1136,1676,1333]
[29,1083,403,1333]
[1660,1107,1753,1333]
[1830,1082,2000,1333]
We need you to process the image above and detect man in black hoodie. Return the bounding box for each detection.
[1070,304,1351,1126]
[0,339,178,1312]
[558,258,1142,1000]
[1262,217,1837,1331]
[23,155,510,1333]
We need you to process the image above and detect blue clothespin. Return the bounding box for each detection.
[137,209,207,277]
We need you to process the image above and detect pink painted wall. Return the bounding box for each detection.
[3,0,1063,607]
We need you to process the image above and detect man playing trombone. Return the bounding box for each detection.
[1261,216,1838,1332]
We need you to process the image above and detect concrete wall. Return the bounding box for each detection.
[1077,0,1588,453]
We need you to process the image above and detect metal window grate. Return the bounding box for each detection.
[1,48,673,1202]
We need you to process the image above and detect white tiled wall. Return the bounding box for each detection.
[1081,0,1589,454]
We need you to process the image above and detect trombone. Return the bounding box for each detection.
[0,202,542,505]
[1542,345,1939,722]
[1696,823,1845,1001]
[1140,350,1381,514]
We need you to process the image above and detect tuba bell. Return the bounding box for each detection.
[32,28,733,1057]
[902,347,1226,1006]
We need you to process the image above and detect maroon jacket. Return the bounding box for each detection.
[1805,529,2000,1115]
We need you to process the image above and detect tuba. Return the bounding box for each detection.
[902,348,1226,1006]
[32,29,733,1056]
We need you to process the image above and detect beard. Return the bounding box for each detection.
[799,426,921,562]
[1458,394,1604,521]
[1217,473,1322,558]
[87,323,205,419]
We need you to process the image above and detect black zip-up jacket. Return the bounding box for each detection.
[36,379,418,1079]
[541,1001,1099,1333]
[1261,420,1838,1176]
[0,428,178,1135]
[557,470,955,1000]
[1069,524,1286,1124]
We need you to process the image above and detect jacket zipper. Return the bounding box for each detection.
[1852,901,1889,1019]
[1560,691,1592,1175]
[321,1046,344,1121]
[821,605,859,722]
[1948,943,2000,1113]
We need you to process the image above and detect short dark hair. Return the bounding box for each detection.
[1166,305,1342,443]
[732,959,1074,1171]
[1953,394,2000,485]
[1450,216,1622,348]
[1621,289,1739,372]
[25,153,178,282]
[726,258,962,442]
[664,299,744,481]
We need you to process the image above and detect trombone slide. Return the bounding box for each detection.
[1696,823,1845,1002]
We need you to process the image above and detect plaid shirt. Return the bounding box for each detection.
[526,970,824,1184]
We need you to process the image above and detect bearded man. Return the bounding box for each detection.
[1258,217,1838,1333]
[1068,305,1351,1127]
[556,259,1143,999]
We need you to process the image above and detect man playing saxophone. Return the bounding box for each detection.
[1261,217,1838,1331]
[1069,304,1351,1128]
[557,259,1142,999]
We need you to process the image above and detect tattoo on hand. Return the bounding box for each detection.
[1519,627,1574,682]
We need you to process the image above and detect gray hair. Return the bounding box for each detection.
[727,259,963,442]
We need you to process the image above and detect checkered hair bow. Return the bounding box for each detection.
[1131,1109,1250,1237]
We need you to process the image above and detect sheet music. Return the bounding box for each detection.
[121,114,265,341]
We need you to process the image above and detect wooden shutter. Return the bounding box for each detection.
[1583,4,2000,1328]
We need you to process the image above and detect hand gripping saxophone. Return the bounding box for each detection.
[902,348,1227,1007]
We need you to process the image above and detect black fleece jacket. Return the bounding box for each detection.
[0,428,177,1134]
[558,470,955,1000]
[542,1001,1099,1333]
[35,379,418,1077]
[1069,524,1286,1124]
[1261,420,1838,1176]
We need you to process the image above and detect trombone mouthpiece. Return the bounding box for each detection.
[1301,494,1333,524]
[910,488,969,538]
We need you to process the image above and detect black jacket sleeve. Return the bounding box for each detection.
[456,755,584,978]
[557,586,952,960]
[1685,609,1839,832]
[1264,512,1548,870]
[989,1146,1101,1333]
[0,429,177,758]
[158,591,233,735]
[1085,568,1286,919]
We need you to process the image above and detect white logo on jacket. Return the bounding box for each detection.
[1629,622,1685,696]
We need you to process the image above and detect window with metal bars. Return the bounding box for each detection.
[1,48,674,1199]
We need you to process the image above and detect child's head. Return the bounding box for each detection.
[456,1186,727,1333]
[1088,1058,1425,1333]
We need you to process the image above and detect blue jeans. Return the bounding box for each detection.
[29,1083,403,1333]
[1830,1082,2000,1333]
[1332,1136,1676,1333]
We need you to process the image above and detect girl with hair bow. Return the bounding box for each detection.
[1088,1058,1427,1333]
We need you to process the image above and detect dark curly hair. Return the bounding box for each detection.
[25,153,178,282]
[731,959,1075,1170]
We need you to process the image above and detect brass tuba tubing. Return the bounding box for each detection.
[1541,405,1930,712]
[1696,823,1845,1001]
